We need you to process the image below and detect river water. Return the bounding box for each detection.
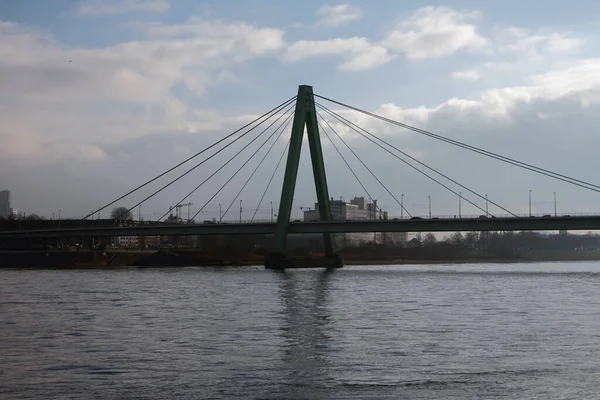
[1,262,600,399]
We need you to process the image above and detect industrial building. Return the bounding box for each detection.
[0,190,11,219]
[303,196,407,247]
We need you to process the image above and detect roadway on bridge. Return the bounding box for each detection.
[2,216,600,239]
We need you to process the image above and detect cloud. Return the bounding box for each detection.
[338,44,395,71]
[0,19,284,104]
[349,58,600,132]
[313,58,600,216]
[505,31,583,57]
[137,17,285,54]
[452,69,480,81]
[0,18,285,165]
[316,4,363,27]
[446,26,584,82]
[383,6,487,59]
[282,37,394,71]
[528,59,600,102]
[314,57,600,155]
[284,5,486,71]
[78,0,170,16]
[5,5,600,219]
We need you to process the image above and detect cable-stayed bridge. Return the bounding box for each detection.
[3,85,600,269]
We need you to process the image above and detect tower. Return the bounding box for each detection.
[266,85,342,269]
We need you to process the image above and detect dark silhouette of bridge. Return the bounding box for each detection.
[3,85,600,269]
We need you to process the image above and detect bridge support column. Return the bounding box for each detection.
[266,85,342,269]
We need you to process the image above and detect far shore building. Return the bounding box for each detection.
[116,236,139,248]
[303,196,407,247]
[141,236,161,248]
[0,190,11,219]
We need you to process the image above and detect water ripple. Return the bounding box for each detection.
[1,262,600,399]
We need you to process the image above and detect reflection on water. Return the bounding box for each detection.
[1,263,600,399]
[278,270,333,397]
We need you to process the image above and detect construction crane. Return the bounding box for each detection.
[175,202,193,221]
[168,202,193,222]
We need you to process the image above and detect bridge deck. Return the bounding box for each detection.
[1,216,600,239]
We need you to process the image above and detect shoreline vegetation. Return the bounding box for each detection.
[2,248,600,269]
[4,229,600,269]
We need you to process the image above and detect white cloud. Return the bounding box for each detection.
[325,58,600,140]
[0,18,285,165]
[383,6,487,59]
[137,17,285,56]
[529,59,600,101]
[0,18,284,101]
[492,60,597,111]
[78,0,170,16]
[282,38,362,62]
[284,5,487,71]
[446,26,584,82]
[313,58,600,217]
[0,20,283,105]
[452,69,480,81]
[505,30,583,57]
[282,37,395,71]
[316,4,363,27]
[338,45,395,71]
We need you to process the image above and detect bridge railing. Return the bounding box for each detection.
[383,212,600,220]
[2,212,600,233]
[199,212,600,224]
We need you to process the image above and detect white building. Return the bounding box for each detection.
[0,190,10,218]
[303,196,381,221]
[117,236,139,248]
[303,196,407,247]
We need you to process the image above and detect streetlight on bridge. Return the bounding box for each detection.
[529,190,532,217]
[485,194,488,216]
[554,192,557,217]
[219,204,222,222]
[240,200,243,223]
[458,192,462,218]
[270,201,274,223]
[428,196,431,219]
[401,194,404,219]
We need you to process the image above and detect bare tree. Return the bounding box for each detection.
[111,206,133,221]
[25,213,45,220]
[448,232,464,246]
[423,232,437,247]
[464,232,478,249]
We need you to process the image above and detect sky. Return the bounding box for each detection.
[2,0,600,221]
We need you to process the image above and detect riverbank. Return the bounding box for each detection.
[346,250,600,265]
[2,249,600,268]
[0,249,265,268]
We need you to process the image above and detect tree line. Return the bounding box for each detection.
[0,206,134,221]
[416,231,600,252]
